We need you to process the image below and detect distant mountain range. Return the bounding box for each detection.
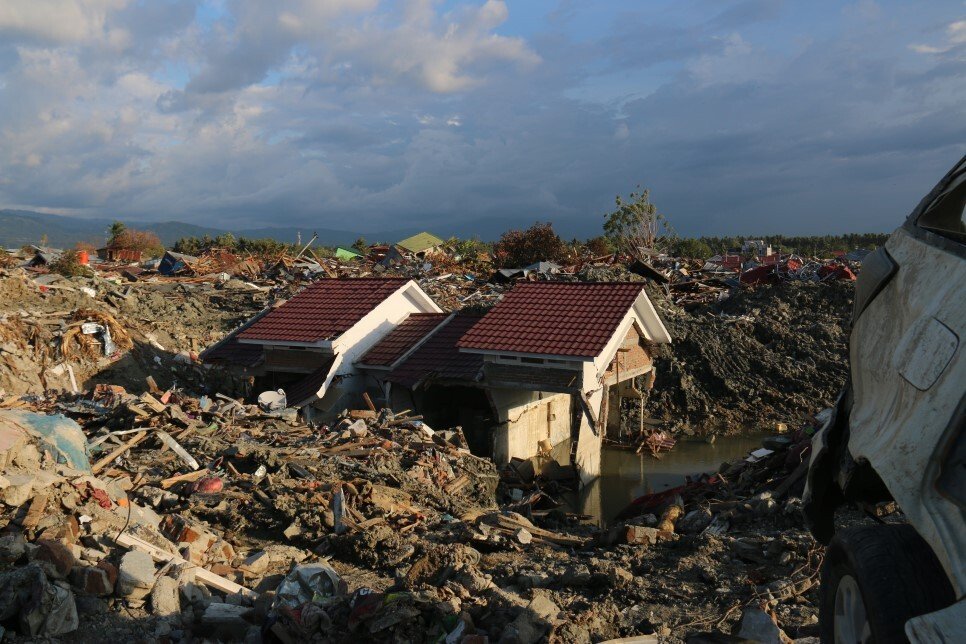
[0,209,371,248]
[0,209,538,249]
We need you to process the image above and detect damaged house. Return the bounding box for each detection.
[201,278,443,413]
[203,279,670,480]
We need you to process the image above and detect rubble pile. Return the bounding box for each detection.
[0,238,872,641]
[0,377,852,642]
[0,268,267,396]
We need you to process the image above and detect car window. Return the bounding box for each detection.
[918,167,966,244]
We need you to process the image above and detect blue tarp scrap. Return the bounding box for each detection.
[0,410,91,472]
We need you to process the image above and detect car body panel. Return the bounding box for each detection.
[847,223,965,598]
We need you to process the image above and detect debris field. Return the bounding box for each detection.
[0,244,867,643]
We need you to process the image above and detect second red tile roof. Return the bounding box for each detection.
[456,282,646,357]
[357,313,449,367]
[387,313,485,388]
[239,278,408,343]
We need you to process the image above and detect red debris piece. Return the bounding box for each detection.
[192,476,224,494]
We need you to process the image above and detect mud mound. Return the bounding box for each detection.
[0,269,266,397]
[645,280,853,434]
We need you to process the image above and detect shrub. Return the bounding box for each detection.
[493,222,568,268]
[50,250,92,277]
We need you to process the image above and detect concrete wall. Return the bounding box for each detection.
[574,387,604,483]
[488,389,571,466]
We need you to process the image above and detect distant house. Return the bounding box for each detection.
[396,232,445,256]
[703,254,742,273]
[26,246,63,268]
[158,251,197,275]
[741,239,773,257]
[379,231,446,265]
[97,244,143,263]
[335,247,363,261]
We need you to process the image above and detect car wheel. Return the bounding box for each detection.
[820,524,954,643]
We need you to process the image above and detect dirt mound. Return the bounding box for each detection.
[644,280,853,434]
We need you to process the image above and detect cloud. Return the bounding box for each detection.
[910,18,966,55]
[0,0,129,44]
[0,0,962,238]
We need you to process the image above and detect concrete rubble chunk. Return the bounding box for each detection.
[151,576,181,617]
[116,549,156,600]
[242,550,270,576]
[2,472,37,507]
[70,564,115,596]
[735,608,787,644]
[200,602,254,640]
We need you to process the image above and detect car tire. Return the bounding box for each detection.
[820,524,954,643]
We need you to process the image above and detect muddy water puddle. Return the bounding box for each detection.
[574,434,769,526]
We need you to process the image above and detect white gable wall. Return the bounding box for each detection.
[302,282,442,411]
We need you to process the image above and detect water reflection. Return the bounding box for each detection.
[577,435,767,526]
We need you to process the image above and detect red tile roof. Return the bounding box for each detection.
[357,313,449,367]
[284,356,337,407]
[387,314,485,388]
[239,278,408,343]
[456,282,646,358]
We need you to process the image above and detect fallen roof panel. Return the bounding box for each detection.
[284,356,337,408]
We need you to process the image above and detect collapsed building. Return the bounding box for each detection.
[201,278,670,480]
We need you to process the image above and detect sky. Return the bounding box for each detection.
[0,0,963,239]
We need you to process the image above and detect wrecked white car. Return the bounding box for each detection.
[804,155,965,642]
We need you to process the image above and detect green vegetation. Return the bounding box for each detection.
[603,186,676,258]
[172,234,298,257]
[50,250,93,277]
[686,233,890,257]
[108,221,164,257]
[673,238,713,258]
[447,236,490,260]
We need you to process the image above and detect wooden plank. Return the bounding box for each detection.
[114,532,256,598]
[92,431,147,474]
[160,468,209,490]
[492,514,587,546]
[320,439,382,454]
[362,392,376,412]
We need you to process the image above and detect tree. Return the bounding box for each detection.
[352,237,368,253]
[108,221,126,245]
[603,186,675,259]
[448,236,488,261]
[492,222,568,268]
[214,232,237,250]
[112,228,164,257]
[673,238,713,259]
[584,236,613,256]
